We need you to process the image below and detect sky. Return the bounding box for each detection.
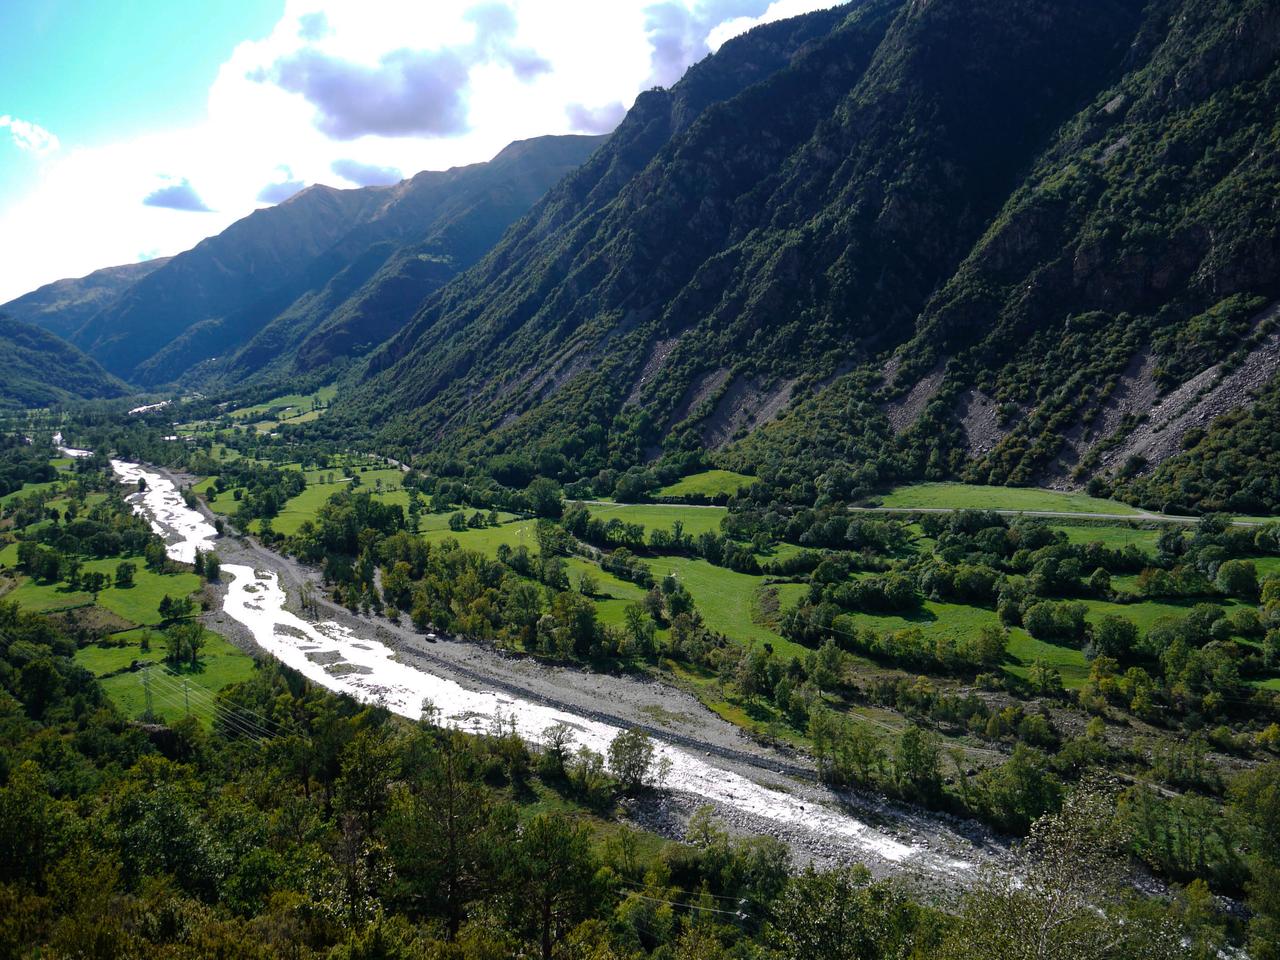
[0,0,837,304]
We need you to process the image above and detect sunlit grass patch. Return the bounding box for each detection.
[88,628,256,727]
[878,482,1142,516]
[584,502,726,538]
[655,469,756,500]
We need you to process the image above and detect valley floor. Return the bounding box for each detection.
[148,464,1012,891]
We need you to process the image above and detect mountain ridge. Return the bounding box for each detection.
[1,258,171,340]
[333,0,1156,477]
[12,134,607,388]
[0,315,129,410]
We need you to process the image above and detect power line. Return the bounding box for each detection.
[156,667,300,737]
[614,876,749,905]
[620,892,748,921]
[147,671,278,740]
[143,668,279,740]
[147,680,269,741]
[139,674,267,743]
[145,659,299,736]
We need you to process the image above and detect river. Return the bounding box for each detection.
[106,456,985,879]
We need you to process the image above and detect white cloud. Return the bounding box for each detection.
[0,0,827,302]
[331,158,402,186]
[143,178,212,212]
[706,0,838,51]
[0,114,60,157]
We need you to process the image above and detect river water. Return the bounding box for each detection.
[107,457,976,873]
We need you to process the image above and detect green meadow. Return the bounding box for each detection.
[1054,523,1163,552]
[2,561,200,624]
[655,469,757,500]
[584,502,727,538]
[877,482,1143,516]
[78,628,256,727]
[226,384,338,425]
[420,518,540,553]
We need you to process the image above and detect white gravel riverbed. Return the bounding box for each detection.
[108,457,1006,886]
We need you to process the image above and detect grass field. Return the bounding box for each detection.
[1254,556,1280,577]
[227,385,338,425]
[655,469,757,500]
[421,518,540,554]
[827,599,1092,687]
[266,481,354,535]
[80,628,256,727]
[585,502,727,538]
[1,479,63,507]
[1,576,91,613]
[192,477,247,517]
[79,560,202,626]
[197,464,410,536]
[653,555,804,656]
[1004,629,1090,686]
[1054,523,1162,552]
[1,559,200,624]
[564,556,651,629]
[833,599,996,643]
[1081,595,1244,634]
[878,483,1142,516]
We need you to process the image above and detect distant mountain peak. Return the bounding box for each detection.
[5,134,606,388]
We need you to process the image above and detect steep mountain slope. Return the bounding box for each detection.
[337,0,1147,467]
[0,258,170,340]
[732,0,1280,508]
[0,316,129,410]
[62,135,604,386]
[219,135,607,385]
[332,0,1279,516]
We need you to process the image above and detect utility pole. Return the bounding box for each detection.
[184,678,190,717]
[142,668,153,719]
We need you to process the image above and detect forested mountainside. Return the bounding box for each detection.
[0,317,128,410]
[0,258,170,340]
[328,0,1280,514]
[38,135,603,388]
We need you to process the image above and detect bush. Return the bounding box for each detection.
[1023,601,1088,646]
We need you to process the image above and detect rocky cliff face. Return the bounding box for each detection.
[846,0,1280,492]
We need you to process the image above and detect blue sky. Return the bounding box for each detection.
[0,0,832,302]
[0,1,282,211]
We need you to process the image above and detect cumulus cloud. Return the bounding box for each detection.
[0,114,60,156]
[502,47,554,82]
[298,11,329,40]
[565,101,626,133]
[142,178,212,211]
[706,0,837,50]
[257,169,308,203]
[266,2,557,141]
[272,47,473,139]
[331,158,403,186]
[466,3,552,80]
[0,0,840,302]
[641,0,834,86]
[640,0,760,87]
[642,2,701,88]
